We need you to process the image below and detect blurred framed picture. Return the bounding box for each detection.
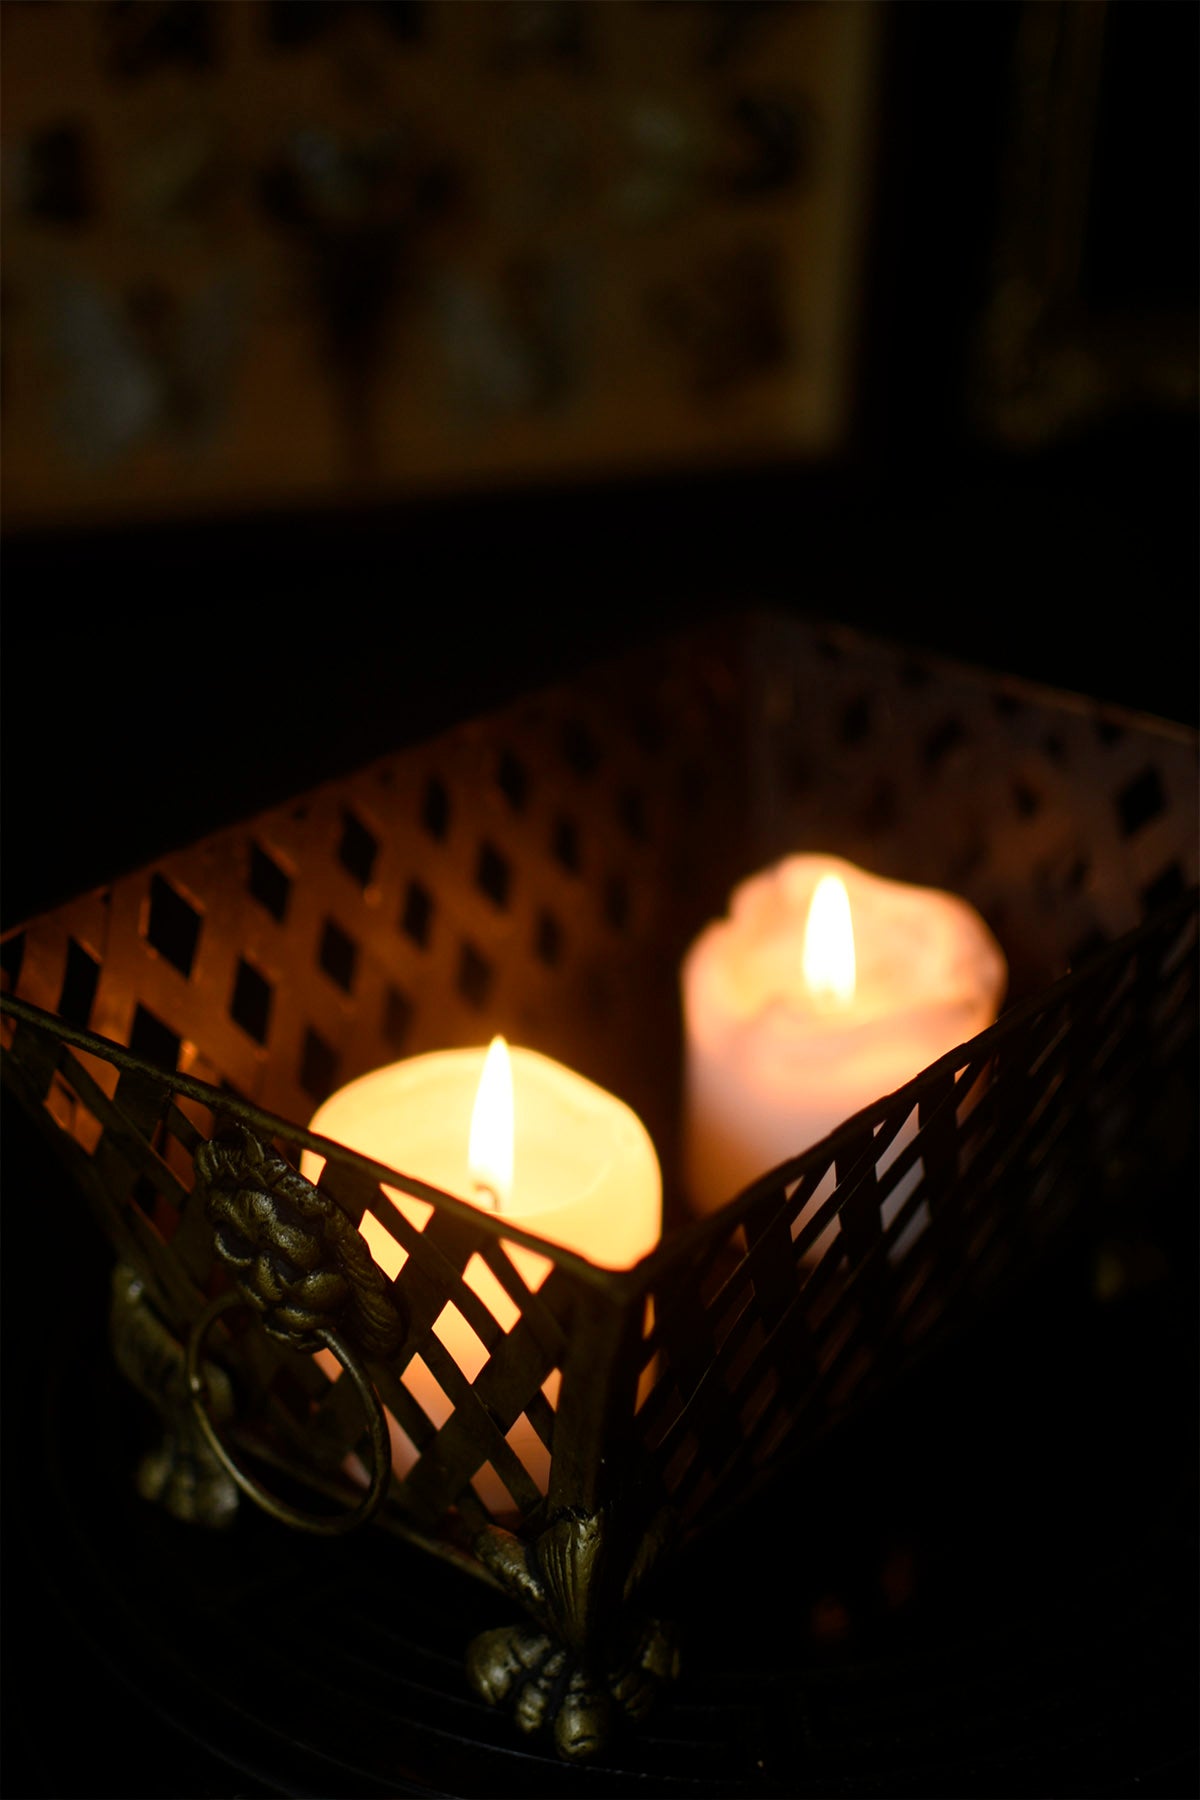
[2,0,881,528]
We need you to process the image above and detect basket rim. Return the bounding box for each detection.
[0,987,630,1295]
[783,610,1200,749]
[1,604,1195,943]
[5,881,1194,1291]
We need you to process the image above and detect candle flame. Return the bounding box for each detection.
[468,1035,514,1209]
[802,874,856,1005]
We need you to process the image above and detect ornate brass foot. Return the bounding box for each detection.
[467,1507,679,1761]
[109,1263,239,1530]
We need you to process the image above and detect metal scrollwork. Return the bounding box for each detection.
[185,1288,391,1534]
[194,1123,404,1358]
[467,1506,680,1761]
[185,1123,406,1536]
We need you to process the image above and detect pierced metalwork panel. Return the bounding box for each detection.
[638,891,1197,1535]
[747,615,1199,1003]
[1,625,748,1195]
[1,989,635,1547]
[3,610,1196,1574]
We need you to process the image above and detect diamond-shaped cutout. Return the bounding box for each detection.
[299,1027,339,1101]
[400,880,433,948]
[129,1003,181,1072]
[1012,779,1041,819]
[497,749,529,811]
[432,1302,489,1383]
[874,1105,918,1180]
[476,841,511,909]
[0,932,25,991]
[463,1243,552,1333]
[636,1356,657,1412]
[45,1072,76,1134]
[1143,860,1186,914]
[318,918,358,992]
[230,957,273,1045]
[888,1198,932,1265]
[504,1239,554,1293]
[359,1209,408,1281]
[457,942,493,1009]
[58,938,99,1028]
[248,842,291,922]
[337,808,379,889]
[463,1253,520,1332]
[1117,766,1166,837]
[144,873,202,977]
[355,1190,433,1282]
[561,717,600,777]
[535,909,562,967]
[923,717,966,768]
[551,814,581,874]
[382,983,413,1050]
[506,1413,551,1494]
[789,1162,837,1244]
[421,774,451,842]
[401,1354,453,1430]
[471,1459,521,1514]
[880,1158,925,1233]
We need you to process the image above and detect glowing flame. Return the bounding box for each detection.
[802,874,856,1005]
[468,1035,514,1209]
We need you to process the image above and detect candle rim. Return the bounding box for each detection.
[304,1041,662,1269]
[686,855,1008,1031]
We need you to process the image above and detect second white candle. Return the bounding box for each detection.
[681,855,1007,1217]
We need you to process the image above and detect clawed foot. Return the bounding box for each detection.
[137,1432,239,1529]
[467,1616,679,1761]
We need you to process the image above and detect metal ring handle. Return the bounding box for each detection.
[185,1289,391,1536]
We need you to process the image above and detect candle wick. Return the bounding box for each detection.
[473,1180,501,1212]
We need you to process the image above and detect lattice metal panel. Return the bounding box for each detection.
[638,890,1197,1535]
[2,611,1196,1730]
[747,616,1198,1002]
[0,994,629,1546]
[1,629,748,1204]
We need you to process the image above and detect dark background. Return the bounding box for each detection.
[3,4,1197,1796]
[3,1,1197,929]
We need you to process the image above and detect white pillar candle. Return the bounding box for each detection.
[681,856,1006,1217]
[301,1039,661,1512]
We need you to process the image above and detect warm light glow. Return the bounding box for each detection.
[468,1035,514,1208]
[802,874,856,1005]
